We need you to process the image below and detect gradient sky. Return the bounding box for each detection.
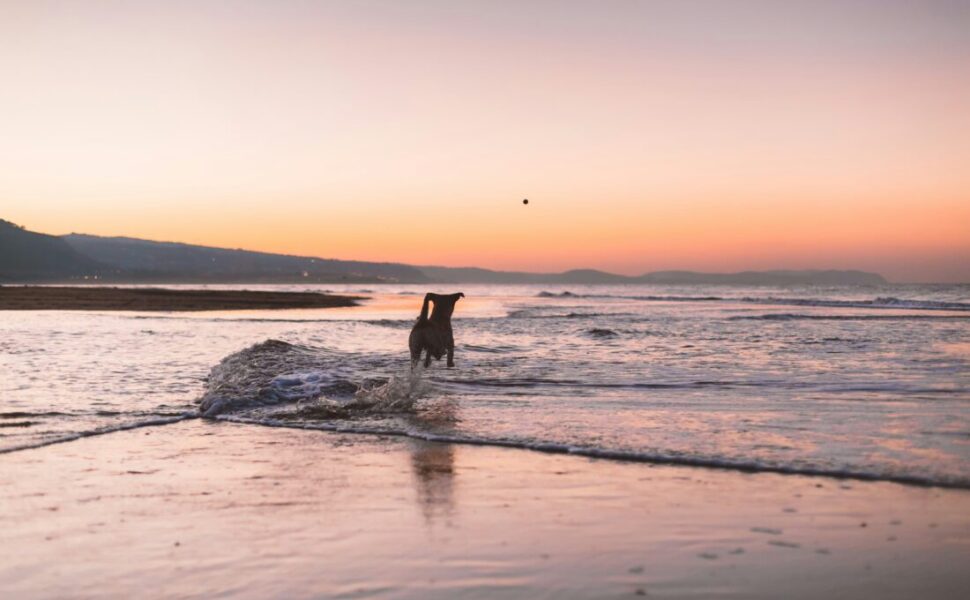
[2,1,968,282]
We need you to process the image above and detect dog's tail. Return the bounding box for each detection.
[417,293,432,323]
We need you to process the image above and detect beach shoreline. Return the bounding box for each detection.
[1,419,967,599]
[0,286,362,311]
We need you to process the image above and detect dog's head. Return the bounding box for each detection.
[442,292,464,305]
[426,292,464,319]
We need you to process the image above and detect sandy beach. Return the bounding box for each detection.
[0,286,361,311]
[1,419,967,599]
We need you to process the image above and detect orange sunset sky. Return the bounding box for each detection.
[2,1,968,282]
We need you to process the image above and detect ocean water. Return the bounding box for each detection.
[2,283,969,488]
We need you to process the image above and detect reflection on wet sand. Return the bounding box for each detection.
[408,440,456,524]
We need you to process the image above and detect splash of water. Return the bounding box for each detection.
[351,365,433,411]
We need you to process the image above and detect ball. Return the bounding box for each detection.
[522,199,529,205]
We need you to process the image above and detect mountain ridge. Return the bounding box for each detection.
[0,219,107,282]
[0,220,888,285]
[62,233,429,284]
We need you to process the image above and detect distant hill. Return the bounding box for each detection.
[0,219,888,285]
[62,234,429,283]
[416,266,632,284]
[419,265,886,285]
[0,219,105,282]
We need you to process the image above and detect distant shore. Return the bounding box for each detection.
[0,286,361,311]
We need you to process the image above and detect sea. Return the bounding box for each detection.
[2,283,969,488]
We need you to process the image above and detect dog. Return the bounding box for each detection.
[409,292,464,369]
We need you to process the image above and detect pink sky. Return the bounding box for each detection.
[1,1,968,282]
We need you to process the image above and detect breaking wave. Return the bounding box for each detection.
[585,328,620,339]
[197,339,434,418]
[536,291,970,312]
[729,313,970,321]
[213,415,970,489]
[507,309,638,319]
[0,414,196,455]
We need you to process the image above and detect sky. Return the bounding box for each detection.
[1,1,968,282]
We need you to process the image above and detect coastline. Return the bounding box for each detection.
[1,419,967,599]
[0,286,361,311]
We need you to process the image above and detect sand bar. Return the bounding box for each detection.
[0,286,361,311]
[1,419,967,599]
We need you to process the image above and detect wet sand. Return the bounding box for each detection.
[1,419,967,599]
[0,286,360,311]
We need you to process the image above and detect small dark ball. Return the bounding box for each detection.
[522,199,529,205]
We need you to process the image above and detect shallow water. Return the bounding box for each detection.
[1,283,969,487]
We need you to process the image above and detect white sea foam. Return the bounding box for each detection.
[352,365,433,411]
[214,414,970,489]
[0,414,196,455]
[534,291,970,311]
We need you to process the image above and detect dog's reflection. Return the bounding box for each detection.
[408,439,456,525]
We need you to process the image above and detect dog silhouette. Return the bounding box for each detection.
[409,292,464,368]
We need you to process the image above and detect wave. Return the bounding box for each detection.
[739,296,970,311]
[448,377,728,390]
[442,377,741,390]
[353,368,433,412]
[631,295,722,302]
[730,313,970,321]
[369,319,414,329]
[462,343,521,354]
[585,328,619,339]
[536,291,970,312]
[215,415,970,489]
[197,339,433,417]
[507,309,638,319]
[440,377,962,396]
[0,414,196,455]
[536,291,724,302]
[128,315,350,323]
[198,340,358,417]
[1,410,70,419]
[0,409,191,420]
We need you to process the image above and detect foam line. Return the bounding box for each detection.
[536,291,970,311]
[214,415,970,490]
[0,414,197,455]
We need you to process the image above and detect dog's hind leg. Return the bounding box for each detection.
[409,334,422,370]
[423,348,432,368]
[444,330,456,367]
